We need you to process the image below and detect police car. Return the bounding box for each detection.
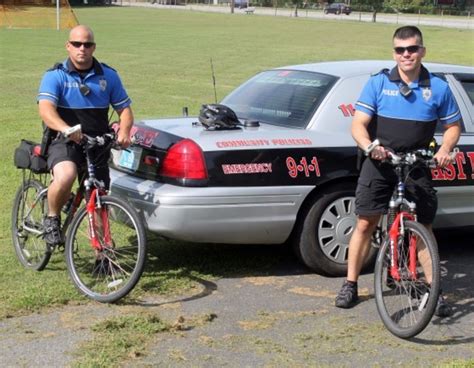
[109,60,474,276]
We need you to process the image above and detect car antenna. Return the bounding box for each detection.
[210,57,217,104]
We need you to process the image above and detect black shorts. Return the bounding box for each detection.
[355,158,437,224]
[47,138,111,189]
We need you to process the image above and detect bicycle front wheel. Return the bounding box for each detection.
[374,220,440,339]
[11,179,51,271]
[65,195,147,303]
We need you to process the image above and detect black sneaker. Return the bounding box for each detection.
[434,293,453,318]
[43,216,61,249]
[335,281,358,308]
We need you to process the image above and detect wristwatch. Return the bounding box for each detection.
[364,139,380,156]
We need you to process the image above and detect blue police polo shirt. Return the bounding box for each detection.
[38,58,131,136]
[355,65,461,151]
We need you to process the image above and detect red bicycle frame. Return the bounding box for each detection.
[86,188,112,250]
[388,212,417,281]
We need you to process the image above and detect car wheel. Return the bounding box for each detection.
[293,182,377,276]
[324,9,328,14]
[336,10,340,14]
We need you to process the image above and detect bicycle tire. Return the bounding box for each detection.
[11,179,51,271]
[374,220,440,339]
[65,195,146,303]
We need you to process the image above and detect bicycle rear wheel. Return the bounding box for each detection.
[65,195,146,303]
[11,179,51,271]
[374,220,440,339]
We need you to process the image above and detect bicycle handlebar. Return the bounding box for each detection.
[385,150,437,168]
[63,124,133,150]
[62,125,122,150]
[364,139,458,169]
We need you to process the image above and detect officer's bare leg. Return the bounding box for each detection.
[48,160,77,216]
[347,215,381,282]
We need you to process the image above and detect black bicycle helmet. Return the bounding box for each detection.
[198,104,240,130]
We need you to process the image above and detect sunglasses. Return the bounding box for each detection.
[69,41,95,49]
[393,45,423,55]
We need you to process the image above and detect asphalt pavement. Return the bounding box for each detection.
[0,229,473,367]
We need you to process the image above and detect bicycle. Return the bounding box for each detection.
[12,127,147,303]
[372,146,444,339]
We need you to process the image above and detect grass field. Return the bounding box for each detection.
[0,7,473,319]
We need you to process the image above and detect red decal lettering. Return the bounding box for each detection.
[311,156,321,176]
[286,156,321,178]
[287,157,298,178]
[467,152,474,180]
[221,163,272,175]
[431,168,446,181]
[443,163,456,181]
[338,104,356,117]
[454,152,467,180]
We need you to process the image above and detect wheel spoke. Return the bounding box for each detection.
[65,196,146,303]
[12,180,51,271]
[374,221,440,338]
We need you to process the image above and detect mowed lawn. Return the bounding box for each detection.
[0,7,472,318]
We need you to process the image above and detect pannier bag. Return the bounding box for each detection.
[14,139,49,174]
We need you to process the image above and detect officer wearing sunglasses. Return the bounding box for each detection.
[335,26,461,317]
[37,25,134,248]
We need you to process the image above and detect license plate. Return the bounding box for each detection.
[118,146,142,171]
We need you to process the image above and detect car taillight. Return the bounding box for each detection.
[160,139,208,180]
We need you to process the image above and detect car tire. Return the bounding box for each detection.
[293,182,377,276]
[336,10,340,14]
[324,9,328,14]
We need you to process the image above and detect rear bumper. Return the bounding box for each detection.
[109,168,314,244]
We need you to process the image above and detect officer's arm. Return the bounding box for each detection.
[352,110,387,160]
[434,121,462,168]
[351,110,375,152]
[38,100,82,143]
[115,106,134,148]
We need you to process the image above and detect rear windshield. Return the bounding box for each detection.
[221,70,338,128]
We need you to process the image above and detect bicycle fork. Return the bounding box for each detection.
[86,189,112,250]
[388,212,417,281]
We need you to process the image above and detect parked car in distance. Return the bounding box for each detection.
[233,0,248,9]
[324,2,352,14]
[109,60,474,276]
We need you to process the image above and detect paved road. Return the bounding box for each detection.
[1,229,473,366]
[117,2,474,30]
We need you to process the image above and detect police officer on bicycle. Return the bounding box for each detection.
[335,26,461,317]
[37,25,133,248]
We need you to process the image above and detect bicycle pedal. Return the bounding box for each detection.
[46,243,56,253]
[17,232,28,239]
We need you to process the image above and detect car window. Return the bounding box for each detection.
[221,70,338,128]
[459,80,474,105]
[435,74,472,133]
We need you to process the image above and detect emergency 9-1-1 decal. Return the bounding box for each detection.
[286,156,321,178]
